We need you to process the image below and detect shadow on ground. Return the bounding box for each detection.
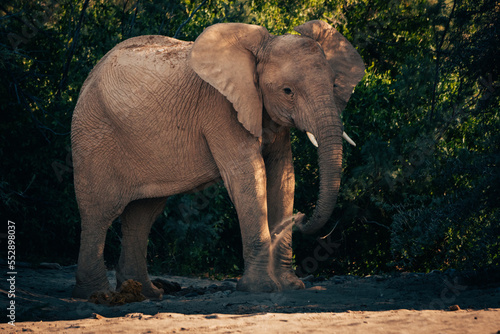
[1,264,499,323]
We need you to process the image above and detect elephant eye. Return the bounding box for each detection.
[283,88,293,95]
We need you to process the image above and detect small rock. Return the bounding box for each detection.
[92,313,106,319]
[444,269,457,278]
[301,275,315,282]
[184,292,199,298]
[205,315,219,319]
[125,313,150,319]
[222,281,236,288]
[40,262,62,270]
[63,264,78,270]
[211,291,224,298]
[333,277,345,284]
[449,304,460,311]
[152,278,182,294]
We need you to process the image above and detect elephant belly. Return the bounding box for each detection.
[126,132,222,200]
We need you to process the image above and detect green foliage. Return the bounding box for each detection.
[147,186,243,277]
[315,0,500,275]
[1,0,498,277]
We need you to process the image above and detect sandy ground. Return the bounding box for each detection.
[1,264,499,333]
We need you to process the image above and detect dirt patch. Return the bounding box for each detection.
[89,279,146,306]
[1,264,499,333]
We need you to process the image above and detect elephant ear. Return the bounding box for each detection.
[294,20,365,110]
[189,23,270,137]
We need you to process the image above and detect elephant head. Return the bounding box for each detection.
[189,20,365,234]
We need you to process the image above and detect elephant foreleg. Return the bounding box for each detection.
[264,127,305,290]
[210,138,279,292]
[227,163,279,292]
[116,197,167,300]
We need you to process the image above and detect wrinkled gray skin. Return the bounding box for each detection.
[71,20,364,299]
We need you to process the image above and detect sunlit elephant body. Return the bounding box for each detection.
[71,20,364,299]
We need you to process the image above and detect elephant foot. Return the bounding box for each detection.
[140,281,164,300]
[73,279,112,299]
[276,270,305,290]
[237,272,281,292]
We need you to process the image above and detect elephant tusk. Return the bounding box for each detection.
[306,132,319,148]
[342,131,356,147]
[308,131,356,147]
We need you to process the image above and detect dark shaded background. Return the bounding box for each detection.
[1,0,498,279]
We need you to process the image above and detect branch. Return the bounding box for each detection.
[173,0,208,39]
[429,0,457,120]
[127,0,140,38]
[56,0,90,98]
[363,218,393,231]
[368,36,399,46]
[121,0,130,37]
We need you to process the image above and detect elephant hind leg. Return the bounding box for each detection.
[116,197,167,300]
[73,212,116,299]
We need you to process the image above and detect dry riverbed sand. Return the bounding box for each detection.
[1,264,499,333]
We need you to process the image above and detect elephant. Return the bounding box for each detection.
[71,20,365,300]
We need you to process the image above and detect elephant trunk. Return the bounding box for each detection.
[296,113,343,235]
